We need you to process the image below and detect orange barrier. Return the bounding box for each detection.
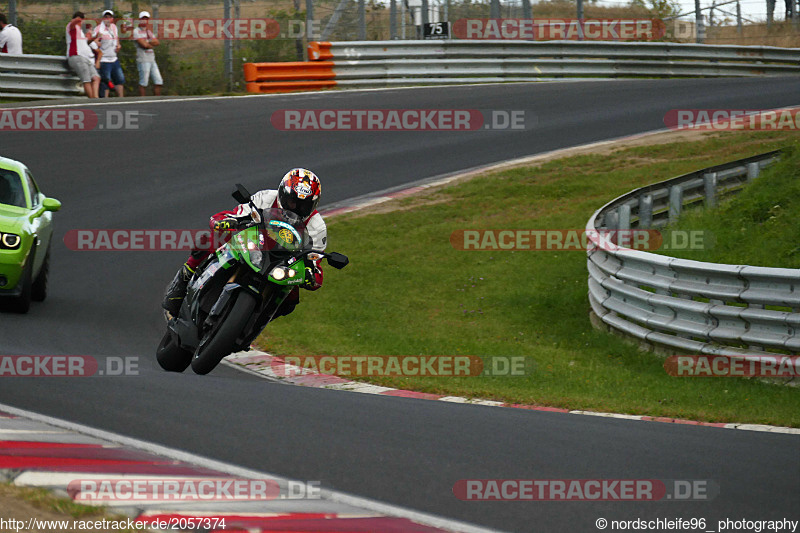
[307,41,333,61]
[245,80,337,94]
[243,60,336,93]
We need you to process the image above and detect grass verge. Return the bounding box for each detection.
[255,130,800,428]
[655,143,800,268]
[0,482,144,532]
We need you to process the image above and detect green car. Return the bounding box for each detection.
[0,156,61,313]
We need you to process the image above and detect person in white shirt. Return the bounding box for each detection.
[133,11,164,96]
[66,12,101,98]
[92,9,124,97]
[0,13,23,55]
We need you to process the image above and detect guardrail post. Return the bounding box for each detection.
[668,185,683,223]
[746,161,761,181]
[703,172,718,208]
[618,204,631,231]
[522,0,532,19]
[638,194,653,228]
[359,0,366,39]
[390,0,397,39]
[695,0,705,42]
[224,0,233,89]
[306,0,315,39]
[490,0,501,18]
[605,210,619,231]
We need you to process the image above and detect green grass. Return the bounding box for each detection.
[654,141,800,267]
[0,482,145,531]
[255,130,800,428]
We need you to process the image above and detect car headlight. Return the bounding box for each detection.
[0,232,21,250]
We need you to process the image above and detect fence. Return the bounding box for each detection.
[0,54,82,100]
[244,39,800,92]
[586,150,800,359]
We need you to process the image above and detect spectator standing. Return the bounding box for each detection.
[93,9,124,97]
[66,12,101,98]
[133,11,163,96]
[0,13,23,55]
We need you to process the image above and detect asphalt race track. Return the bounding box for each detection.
[0,78,798,532]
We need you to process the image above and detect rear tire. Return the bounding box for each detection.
[32,249,50,302]
[191,291,257,375]
[156,331,192,372]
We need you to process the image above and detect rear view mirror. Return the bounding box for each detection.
[326,252,349,269]
[42,197,61,212]
[232,184,251,204]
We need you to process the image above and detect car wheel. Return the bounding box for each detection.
[9,256,33,314]
[31,247,49,302]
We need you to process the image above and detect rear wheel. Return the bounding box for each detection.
[191,291,257,375]
[156,331,192,372]
[31,248,50,302]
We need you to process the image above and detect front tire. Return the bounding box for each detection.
[156,330,192,372]
[191,291,257,375]
[32,248,50,302]
[9,256,33,314]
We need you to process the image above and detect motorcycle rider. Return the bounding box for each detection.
[162,168,326,318]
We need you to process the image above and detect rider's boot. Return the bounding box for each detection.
[162,263,194,318]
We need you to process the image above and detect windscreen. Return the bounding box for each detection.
[0,169,26,208]
[261,208,310,253]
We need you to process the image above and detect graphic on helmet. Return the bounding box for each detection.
[278,168,321,218]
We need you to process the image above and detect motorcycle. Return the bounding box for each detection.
[156,184,349,375]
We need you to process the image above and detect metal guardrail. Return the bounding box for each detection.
[245,40,800,92]
[0,54,83,100]
[586,150,800,358]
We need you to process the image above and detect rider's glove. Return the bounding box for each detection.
[213,218,243,232]
[302,266,320,290]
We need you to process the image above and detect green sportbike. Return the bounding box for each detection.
[156,184,348,375]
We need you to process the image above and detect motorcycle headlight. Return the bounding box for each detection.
[250,248,263,268]
[0,233,21,250]
[271,266,287,280]
[288,268,297,278]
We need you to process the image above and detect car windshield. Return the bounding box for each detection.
[0,169,26,208]
[259,207,310,253]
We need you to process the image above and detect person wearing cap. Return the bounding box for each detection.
[65,12,101,98]
[133,11,163,96]
[0,13,23,55]
[92,9,124,97]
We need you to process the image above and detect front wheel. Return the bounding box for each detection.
[9,255,33,314]
[156,330,192,372]
[31,248,50,302]
[191,291,257,375]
